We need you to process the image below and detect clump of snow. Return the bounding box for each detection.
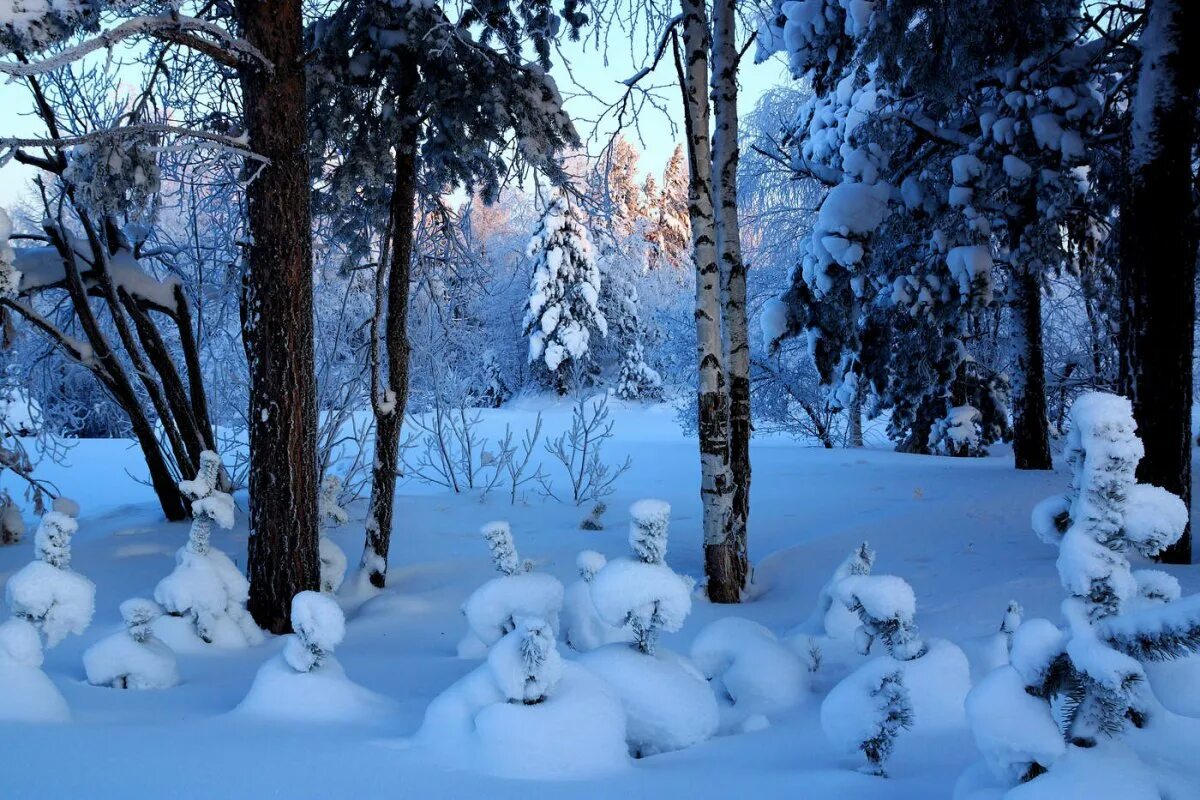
[965,664,1065,784]
[689,617,807,733]
[83,598,179,690]
[628,499,671,564]
[0,207,20,297]
[153,453,262,649]
[318,474,349,594]
[589,559,691,655]
[0,618,69,722]
[793,541,875,640]
[759,296,790,346]
[837,573,925,661]
[562,551,631,652]
[5,510,95,647]
[235,591,387,723]
[419,621,628,778]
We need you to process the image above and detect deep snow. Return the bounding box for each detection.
[2,397,1198,798]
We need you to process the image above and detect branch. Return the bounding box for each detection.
[623,14,683,87]
[0,14,271,77]
[1,123,267,163]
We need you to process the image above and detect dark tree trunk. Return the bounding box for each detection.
[1011,268,1052,470]
[849,388,864,447]
[1118,0,1198,564]
[237,0,320,632]
[362,116,417,589]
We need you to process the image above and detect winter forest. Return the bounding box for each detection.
[0,0,1198,797]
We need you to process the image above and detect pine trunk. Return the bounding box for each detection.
[362,118,417,589]
[1009,191,1052,471]
[849,390,864,447]
[675,1,737,602]
[710,0,749,600]
[1118,0,1198,565]
[237,0,320,632]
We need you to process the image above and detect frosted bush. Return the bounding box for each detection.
[0,208,20,297]
[283,591,346,673]
[154,453,262,648]
[318,475,349,593]
[5,510,94,647]
[83,598,179,690]
[794,541,875,642]
[486,617,562,704]
[628,499,670,564]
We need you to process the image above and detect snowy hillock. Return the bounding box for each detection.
[84,598,179,690]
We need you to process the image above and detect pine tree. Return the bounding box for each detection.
[522,194,607,391]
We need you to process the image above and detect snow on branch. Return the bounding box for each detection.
[1,123,266,167]
[0,14,271,76]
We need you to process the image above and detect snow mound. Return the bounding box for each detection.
[459,571,563,656]
[154,546,263,649]
[690,617,807,733]
[84,627,179,690]
[965,665,1064,784]
[579,644,718,757]
[233,655,391,723]
[562,562,632,653]
[0,618,68,722]
[589,558,691,635]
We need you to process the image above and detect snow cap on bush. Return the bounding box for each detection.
[284,591,346,673]
[629,499,670,564]
[589,559,691,655]
[576,550,606,582]
[488,617,563,704]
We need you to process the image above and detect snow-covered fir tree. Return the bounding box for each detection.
[523,193,607,391]
[283,591,346,674]
[487,616,562,705]
[4,507,95,648]
[83,598,179,690]
[966,392,1198,789]
[318,475,349,594]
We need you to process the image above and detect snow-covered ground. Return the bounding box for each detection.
[2,398,1198,798]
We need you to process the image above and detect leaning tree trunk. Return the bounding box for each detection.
[237,0,320,632]
[709,0,749,601]
[362,115,417,589]
[1008,190,1052,471]
[674,6,737,602]
[1118,0,1198,565]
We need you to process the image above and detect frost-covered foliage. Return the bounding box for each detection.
[83,598,179,690]
[522,194,607,386]
[838,574,926,661]
[63,136,161,221]
[420,622,628,778]
[318,475,349,594]
[459,522,562,657]
[965,392,1199,790]
[5,509,94,647]
[486,616,562,705]
[153,454,261,648]
[283,591,345,674]
[690,617,807,733]
[236,592,385,723]
[628,499,670,564]
[0,0,106,55]
[798,540,875,639]
[0,208,20,298]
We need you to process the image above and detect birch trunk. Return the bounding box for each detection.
[1118,0,1198,564]
[674,3,737,602]
[237,0,321,632]
[709,0,749,601]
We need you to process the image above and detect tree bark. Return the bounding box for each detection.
[849,388,864,447]
[1118,0,1198,564]
[710,0,750,600]
[1009,186,1052,471]
[237,0,320,632]
[674,8,737,603]
[362,114,417,589]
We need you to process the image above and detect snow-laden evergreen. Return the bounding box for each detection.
[562,550,631,652]
[522,194,607,388]
[964,391,1199,793]
[579,499,718,757]
[5,508,94,648]
[318,474,349,594]
[458,521,563,657]
[83,598,179,689]
[153,452,262,649]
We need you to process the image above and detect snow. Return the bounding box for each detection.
[284,591,345,672]
[153,545,263,649]
[589,558,692,638]
[460,571,563,655]
[234,653,391,724]
[83,621,180,690]
[1,401,1198,796]
[965,665,1065,784]
[6,557,95,647]
[817,181,891,236]
[578,644,719,757]
[562,552,632,652]
[689,617,808,733]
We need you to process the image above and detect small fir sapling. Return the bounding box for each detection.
[580,501,607,531]
[966,392,1200,788]
[154,452,262,648]
[837,574,927,661]
[798,541,876,640]
[318,475,349,593]
[562,550,631,652]
[83,598,180,689]
[487,617,563,705]
[283,591,346,673]
[459,522,563,656]
[858,670,914,777]
[5,508,95,647]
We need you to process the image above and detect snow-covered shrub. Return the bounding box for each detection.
[0,617,69,722]
[579,500,718,756]
[562,550,631,652]
[579,501,606,531]
[318,474,349,594]
[542,385,632,505]
[83,598,179,690]
[5,509,95,647]
[63,135,161,221]
[235,591,386,722]
[690,617,808,733]
[153,452,262,649]
[458,522,563,657]
[0,207,20,298]
[965,392,1199,791]
[522,193,607,388]
[419,619,628,778]
[795,541,875,640]
[822,570,970,775]
[929,405,986,457]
